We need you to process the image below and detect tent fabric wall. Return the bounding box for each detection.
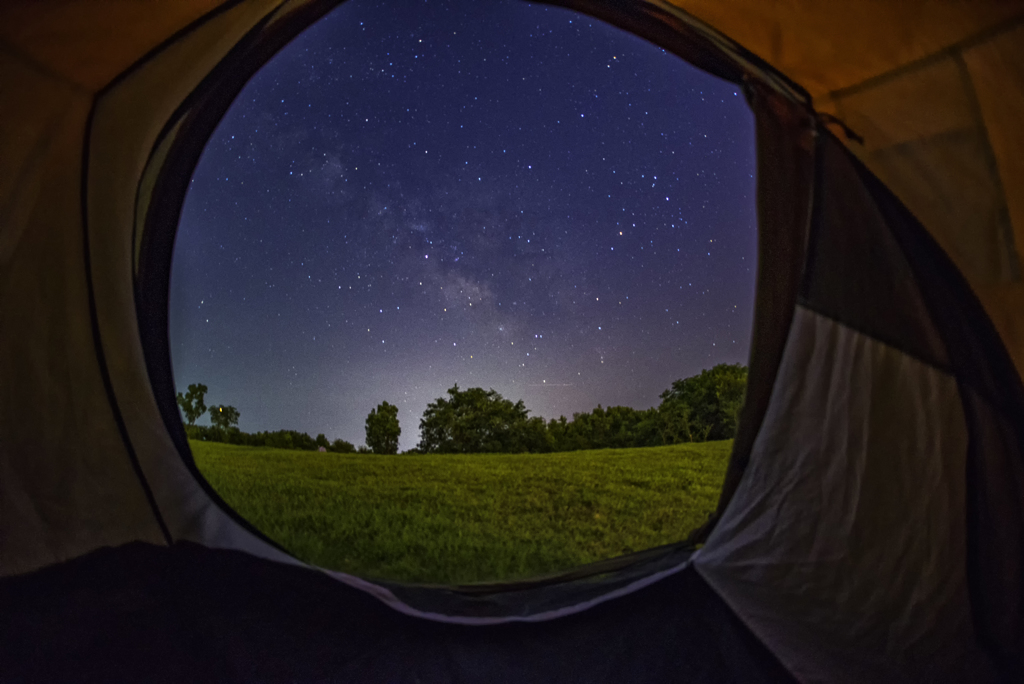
[2,0,1024,681]
[696,132,983,683]
[0,44,168,577]
[0,1,227,93]
[671,0,1024,374]
[87,0,310,567]
[695,131,1024,682]
[0,0,324,579]
[668,0,1024,98]
[696,310,986,683]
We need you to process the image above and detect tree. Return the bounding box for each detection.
[553,405,657,451]
[658,363,748,441]
[640,400,695,444]
[176,383,208,425]
[546,416,570,451]
[329,438,356,454]
[209,404,240,430]
[266,430,294,450]
[418,385,533,453]
[365,401,400,454]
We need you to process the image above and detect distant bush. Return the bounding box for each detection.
[330,438,356,453]
[184,424,356,453]
[548,405,660,452]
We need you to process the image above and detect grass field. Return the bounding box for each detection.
[191,440,732,584]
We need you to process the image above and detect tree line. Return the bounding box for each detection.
[178,363,747,455]
[409,363,746,454]
[177,384,359,453]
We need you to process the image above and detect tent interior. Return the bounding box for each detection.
[2,1,1023,682]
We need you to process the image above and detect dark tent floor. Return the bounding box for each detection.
[1,542,795,683]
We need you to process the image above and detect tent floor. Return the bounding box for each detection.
[1,541,795,683]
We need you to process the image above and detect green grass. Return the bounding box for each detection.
[190,440,732,584]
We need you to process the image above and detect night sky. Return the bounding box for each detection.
[170,0,757,451]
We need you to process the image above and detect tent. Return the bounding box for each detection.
[2,0,1022,681]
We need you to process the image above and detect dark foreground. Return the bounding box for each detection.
[1,541,794,683]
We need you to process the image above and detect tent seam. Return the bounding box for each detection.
[0,39,93,96]
[690,562,801,681]
[794,302,956,379]
[952,50,1022,282]
[825,12,1024,103]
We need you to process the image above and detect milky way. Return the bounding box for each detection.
[170,0,757,450]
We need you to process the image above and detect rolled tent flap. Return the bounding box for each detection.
[708,82,814,534]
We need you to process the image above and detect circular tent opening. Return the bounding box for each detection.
[167,0,758,585]
[3,0,1023,681]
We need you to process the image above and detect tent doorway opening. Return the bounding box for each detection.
[5,0,1024,679]
[168,0,757,585]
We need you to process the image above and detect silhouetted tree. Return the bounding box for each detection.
[329,438,356,453]
[365,401,401,454]
[418,385,532,453]
[209,404,240,430]
[553,405,657,451]
[176,383,208,425]
[639,400,695,444]
[659,363,747,441]
[179,365,747,454]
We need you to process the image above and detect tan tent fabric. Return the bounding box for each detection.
[835,54,1014,281]
[670,1,1022,98]
[669,0,1024,373]
[967,23,1024,259]
[0,49,167,576]
[0,0,312,577]
[1,3,1023,679]
[87,0,308,561]
[0,1,226,93]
